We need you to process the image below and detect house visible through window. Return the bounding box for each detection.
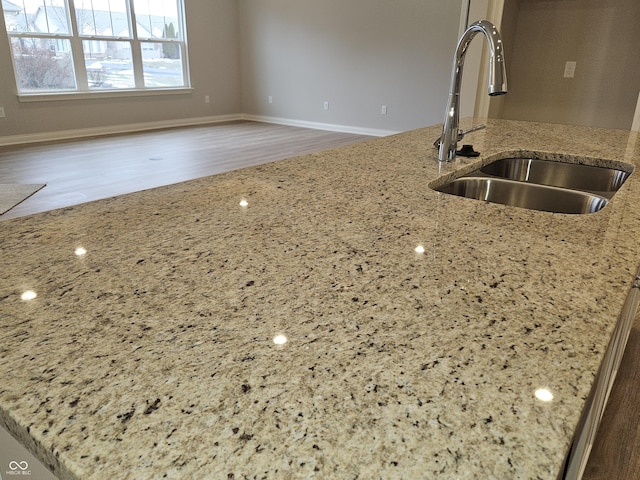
[1,0,189,94]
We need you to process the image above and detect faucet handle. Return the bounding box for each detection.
[433,124,486,149]
[460,124,486,137]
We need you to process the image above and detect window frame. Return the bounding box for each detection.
[3,0,191,100]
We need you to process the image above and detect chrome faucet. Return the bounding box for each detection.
[438,20,507,162]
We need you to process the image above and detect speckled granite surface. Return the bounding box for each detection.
[1,119,640,479]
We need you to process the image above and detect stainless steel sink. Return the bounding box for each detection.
[434,176,609,214]
[479,158,630,198]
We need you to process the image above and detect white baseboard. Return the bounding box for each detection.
[0,114,243,147]
[241,114,400,137]
[0,113,399,147]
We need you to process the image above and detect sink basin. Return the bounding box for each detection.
[479,158,630,198]
[434,176,609,214]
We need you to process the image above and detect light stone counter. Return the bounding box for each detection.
[1,119,640,479]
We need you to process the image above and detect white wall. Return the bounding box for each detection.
[237,0,463,133]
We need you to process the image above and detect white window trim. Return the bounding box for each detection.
[17,87,194,103]
[3,0,191,98]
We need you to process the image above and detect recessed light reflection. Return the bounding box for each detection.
[239,199,249,208]
[75,247,87,256]
[535,388,554,402]
[273,334,288,345]
[21,290,37,301]
[415,245,425,254]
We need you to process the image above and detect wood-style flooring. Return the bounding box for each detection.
[0,120,638,479]
[583,318,640,480]
[0,120,373,220]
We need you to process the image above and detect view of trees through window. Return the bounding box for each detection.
[2,0,188,93]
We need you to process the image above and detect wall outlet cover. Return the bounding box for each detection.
[564,61,577,78]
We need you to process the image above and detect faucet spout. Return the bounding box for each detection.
[438,20,507,162]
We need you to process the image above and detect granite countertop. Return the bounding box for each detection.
[2,119,640,479]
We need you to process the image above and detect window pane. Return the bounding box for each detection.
[11,37,76,92]
[75,0,130,38]
[5,1,72,35]
[133,0,180,40]
[3,1,27,32]
[141,42,184,87]
[83,40,135,89]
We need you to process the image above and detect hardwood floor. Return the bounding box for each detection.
[0,120,638,478]
[0,120,373,220]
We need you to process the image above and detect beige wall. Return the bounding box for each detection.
[0,0,465,141]
[7,0,636,141]
[489,0,640,130]
[0,0,241,139]
[237,0,463,133]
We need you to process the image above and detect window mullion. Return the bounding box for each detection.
[177,0,190,87]
[66,0,88,91]
[127,0,144,89]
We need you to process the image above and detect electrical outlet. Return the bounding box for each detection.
[205,95,210,104]
[381,105,387,115]
[0,107,5,118]
[268,96,273,104]
[564,61,577,78]
[323,101,329,111]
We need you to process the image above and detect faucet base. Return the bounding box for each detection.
[456,144,480,157]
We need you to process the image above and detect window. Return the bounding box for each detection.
[2,0,189,95]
